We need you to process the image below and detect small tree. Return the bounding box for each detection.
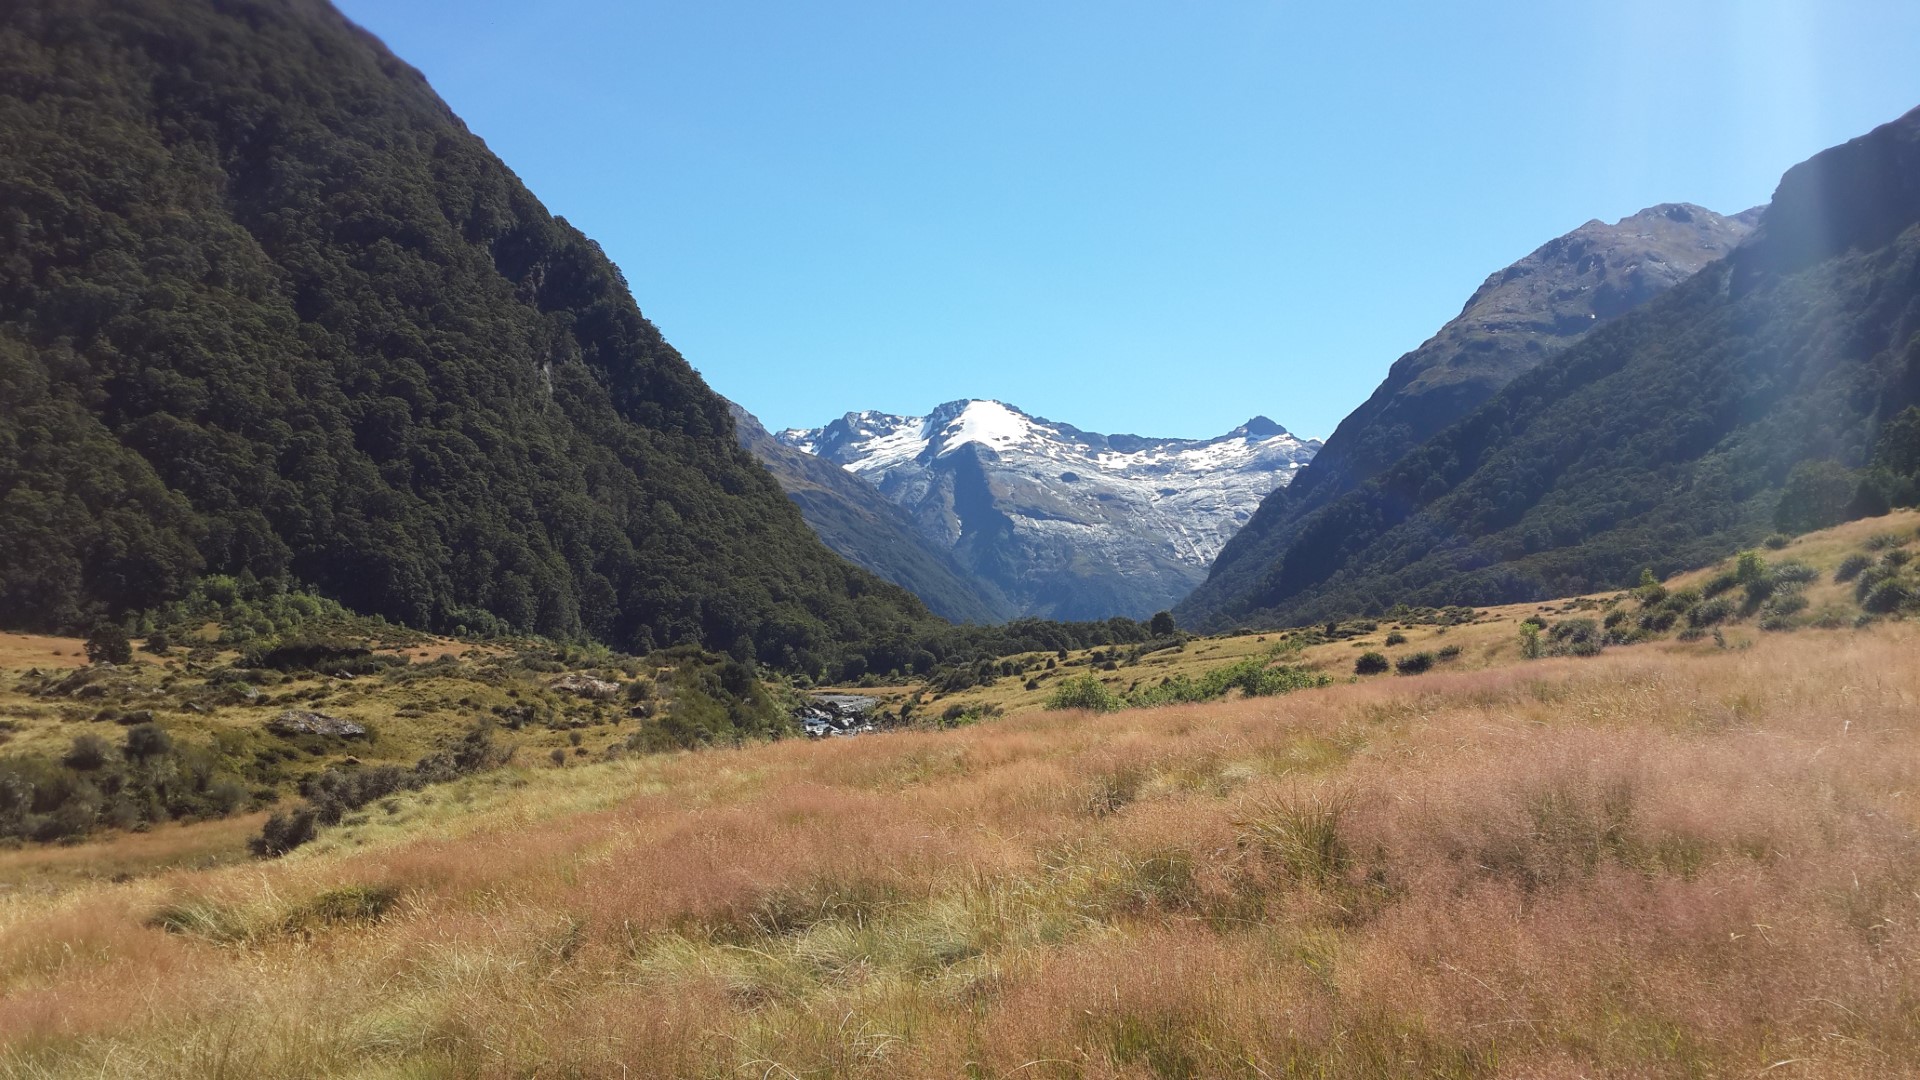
[85,622,133,666]
[1354,651,1390,676]
[1149,611,1177,637]
[1634,568,1667,606]
[1519,623,1544,659]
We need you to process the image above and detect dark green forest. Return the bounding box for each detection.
[1185,106,1920,629]
[0,0,938,669]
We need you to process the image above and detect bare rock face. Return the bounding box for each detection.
[268,710,367,738]
[777,401,1319,620]
[548,674,621,700]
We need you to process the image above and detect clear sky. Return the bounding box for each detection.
[335,0,1920,441]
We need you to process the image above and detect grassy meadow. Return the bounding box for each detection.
[3,622,1919,1074]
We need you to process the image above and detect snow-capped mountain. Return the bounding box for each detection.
[776,400,1319,620]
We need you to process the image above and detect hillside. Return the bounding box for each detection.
[5,516,1919,1075]
[1183,106,1920,629]
[0,0,931,664]
[730,404,1017,624]
[780,400,1319,619]
[1183,203,1757,626]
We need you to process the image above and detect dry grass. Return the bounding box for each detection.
[2,621,1918,1077]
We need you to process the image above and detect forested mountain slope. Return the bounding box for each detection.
[730,404,1016,624]
[1185,106,1920,628]
[0,0,932,667]
[1182,203,1757,625]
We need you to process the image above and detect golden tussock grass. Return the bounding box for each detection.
[3,627,1919,1077]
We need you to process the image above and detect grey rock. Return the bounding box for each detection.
[267,710,367,738]
[548,674,621,700]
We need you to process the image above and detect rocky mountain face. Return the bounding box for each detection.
[1180,202,1759,627]
[777,400,1319,620]
[730,404,1018,624]
[1177,105,1920,629]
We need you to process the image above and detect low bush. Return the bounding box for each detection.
[1046,674,1122,713]
[1383,631,1408,647]
[1548,619,1604,657]
[1862,579,1912,614]
[1353,652,1390,675]
[1687,598,1735,628]
[1763,533,1791,550]
[1394,652,1435,676]
[1772,562,1819,586]
[1836,553,1874,582]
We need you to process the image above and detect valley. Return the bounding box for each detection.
[3,513,1919,1076]
[3,1,1920,1076]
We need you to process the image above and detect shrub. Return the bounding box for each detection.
[1765,593,1810,619]
[62,734,111,771]
[1884,548,1913,568]
[1383,631,1408,647]
[1772,562,1819,586]
[1701,572,1741,598]
[1634,568,1667,605]
[1354,652,1390,675]
[1853,566,1893,602]
[1548,619,1604,657]
[1437,644,1463,661]
[1046,674,1122,713]
[250,808,319,856]
[1687,598,1735,628]
[1862,580,1912,614]
[1763,533,1791,550]
[122,723,173,763]
[141,629,173,655]
[85,623,132,666]
[1639,610,1679,633]
[1836,553,1874,582]
[1864,532,1903,551]
[1394,652,1435,676]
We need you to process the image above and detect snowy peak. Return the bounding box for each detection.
[776,400,1320,620]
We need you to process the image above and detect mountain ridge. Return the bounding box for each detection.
[1181,200,1760,626]
[729,403,1017,624]
[1183,105,1920,628]
[780,399,1319,620]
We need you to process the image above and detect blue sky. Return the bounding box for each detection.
[337,0,1920,441]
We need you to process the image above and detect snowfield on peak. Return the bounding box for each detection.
[777,400,1319,620]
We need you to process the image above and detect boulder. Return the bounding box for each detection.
[548,674,621,700]
[267,710,367,738]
